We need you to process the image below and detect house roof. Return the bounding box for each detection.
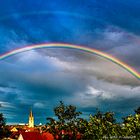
[20,132,44,140]
[11,127,18,132]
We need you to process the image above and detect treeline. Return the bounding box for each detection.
[45,101,140,139]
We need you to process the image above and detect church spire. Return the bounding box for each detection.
[29,109,33,117]
[28,108,34,128]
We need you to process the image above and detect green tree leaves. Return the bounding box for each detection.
[53,101,81,123]
[46,102,140,139]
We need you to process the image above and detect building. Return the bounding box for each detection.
[10,127,18,132]
[28,109,34,128]
[12,109,54,140]
[18,132,54,140]
[18,132,43,140]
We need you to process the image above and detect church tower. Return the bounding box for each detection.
[28,109,34,128]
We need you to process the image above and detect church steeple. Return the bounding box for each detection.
[29,109,33,117]
[28,109,34,128]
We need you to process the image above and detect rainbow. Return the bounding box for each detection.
[0,43,140,80]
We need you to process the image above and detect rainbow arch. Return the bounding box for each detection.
[0,43,140,80]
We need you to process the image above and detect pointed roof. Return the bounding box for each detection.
[11,127,18,132]
[29,109,33,117]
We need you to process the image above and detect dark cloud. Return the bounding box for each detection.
[0,47,140,124]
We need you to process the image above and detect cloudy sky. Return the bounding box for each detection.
[0,0,140,124]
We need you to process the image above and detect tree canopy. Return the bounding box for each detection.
[46,102,140,139]
[53,101,81,123]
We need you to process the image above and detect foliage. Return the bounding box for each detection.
[83,111,117,139]
[0,104,11,139]
[53,101,81,124]
[0,113,6,128]
[46,101,82,139]
[122,113,140,138]
[46,102,140,140]
[0,113,7,139]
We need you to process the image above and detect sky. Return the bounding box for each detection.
[0,0,140,124]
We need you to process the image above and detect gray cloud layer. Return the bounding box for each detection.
[0,49,139,123]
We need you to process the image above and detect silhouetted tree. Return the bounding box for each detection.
[0,113,6,139]
[54,101,81,123]
[0,113,5,128]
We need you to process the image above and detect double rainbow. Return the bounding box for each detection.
[0,43,139,80]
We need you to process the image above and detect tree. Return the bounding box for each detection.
[83,111,116,139]
[46,101,82,139]
[0,113,6,139]
[0,113,6,128]
[54,101,81,123]
[122,108,140,138]
[0,104,5,129]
